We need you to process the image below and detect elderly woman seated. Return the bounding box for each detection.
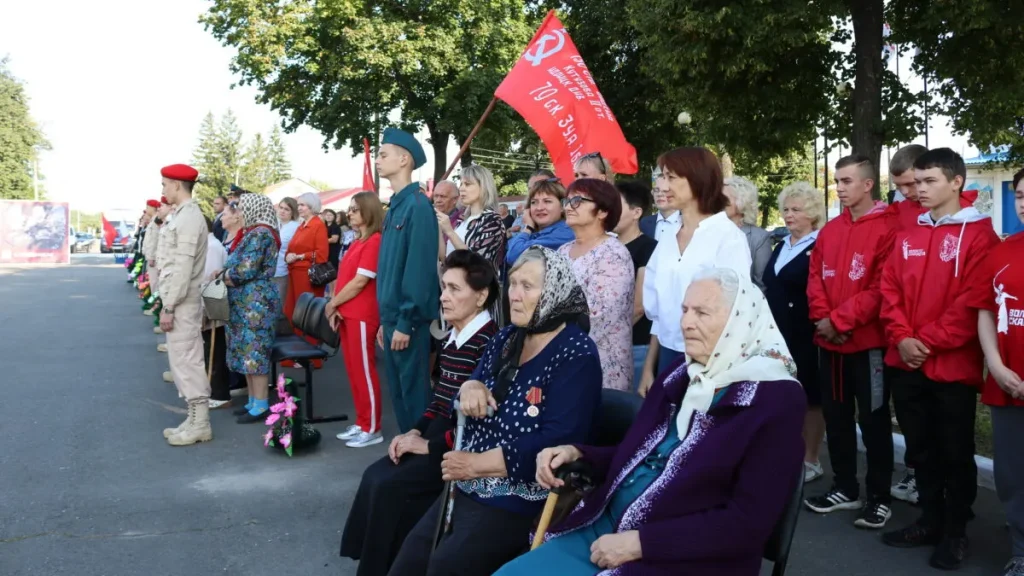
[387,246,604,576]
[339,250,501,576]
[496,267,807,576]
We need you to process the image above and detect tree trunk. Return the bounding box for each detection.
[850,0,885,199]
[427,123,449,185]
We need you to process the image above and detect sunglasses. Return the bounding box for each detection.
[228,201,239,210]
[581,151,604,165]
[562,195,596,210]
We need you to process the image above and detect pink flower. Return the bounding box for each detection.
[270,402,286,414]
[281,433,292,448]
[275,374,287,395]
[282,397,298,419]
[265,413,280,426]
[263,429,274,447]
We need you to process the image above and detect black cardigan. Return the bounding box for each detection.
[763,239,820,391]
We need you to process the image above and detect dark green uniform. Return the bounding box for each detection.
[377,182,440,432]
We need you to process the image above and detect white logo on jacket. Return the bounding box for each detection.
[902,239,926,260]
[939,233,960,263]
[993,264,1020,334]
[848,252,866,281]
[822,263,836,279]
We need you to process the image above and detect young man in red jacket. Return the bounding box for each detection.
[885,144,928,506]
[804,155,897,530]
[880,148,1000,570]
[973,168,1024,576]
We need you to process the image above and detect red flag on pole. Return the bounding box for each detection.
[101,214,117,249]
[495,11,638,184]
[362,138,376,192]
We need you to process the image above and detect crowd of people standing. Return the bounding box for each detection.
[121,131,1024,575]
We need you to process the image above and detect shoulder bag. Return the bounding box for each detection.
[307,250,337,287]
[202,272,230,322]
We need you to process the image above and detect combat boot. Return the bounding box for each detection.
[168,399,213,446]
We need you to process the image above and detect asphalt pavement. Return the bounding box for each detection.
[0,257,1013,576]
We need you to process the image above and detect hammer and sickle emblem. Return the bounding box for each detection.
[524,30,566,67]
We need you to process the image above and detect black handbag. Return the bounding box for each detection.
[307,251,337,287]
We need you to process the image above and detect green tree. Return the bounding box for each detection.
[731,146,816,228]
[240,132,271,191]
[629,0,1024,184]
[200,0,537,183]
[267,126,291,183]
[0,57,49,200]
[191,110,245,212]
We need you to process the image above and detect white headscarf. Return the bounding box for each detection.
[677,268,798,438]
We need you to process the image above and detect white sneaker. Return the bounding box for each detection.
[336,425,363,440]
[346,431,383,448]
[804,461,824,483]
[157,343,168,353]
[891,470,919,504]
[208,399,231,410]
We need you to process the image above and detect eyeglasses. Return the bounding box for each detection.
[228,201,239,210]
[562,195,596,210]
[581,151,604,165]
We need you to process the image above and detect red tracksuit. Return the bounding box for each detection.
[336,232,382,434]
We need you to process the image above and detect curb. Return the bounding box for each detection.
[856,430,995,490]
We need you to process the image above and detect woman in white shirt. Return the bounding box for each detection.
[639,147,752,396]
[274,197,301,323]
[202,215,231,409]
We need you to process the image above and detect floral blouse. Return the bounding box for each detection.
[559,237,635,391]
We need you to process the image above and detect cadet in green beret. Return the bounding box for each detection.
[375,128,440,432]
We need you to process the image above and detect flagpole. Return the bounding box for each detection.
[442,97,498,180]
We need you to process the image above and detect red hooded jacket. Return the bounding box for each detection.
[886,191,978,232]
[807,202,897,352]
[880,207,1000,386]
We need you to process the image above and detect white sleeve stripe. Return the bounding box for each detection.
[357,268,377,278]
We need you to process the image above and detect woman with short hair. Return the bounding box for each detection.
[574,151,615,182]
[640,147,752,396]
[506,178,575,265]
[559,178,635,391]
[387,246,603,576]
[724,175,773,290]
[340,249,500,575]
[763,181,828,483]
[284,192,329,367]
[497,268,806,575]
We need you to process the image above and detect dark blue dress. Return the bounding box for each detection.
[225,227,280,374]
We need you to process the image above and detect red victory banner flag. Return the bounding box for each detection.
[495,11,638,184]
[362,138,376,192]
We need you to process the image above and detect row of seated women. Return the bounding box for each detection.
[341,246,807,576]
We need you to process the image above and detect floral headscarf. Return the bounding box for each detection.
[676,268,798,438]
[492,246,589,402]
[231,193,281,251]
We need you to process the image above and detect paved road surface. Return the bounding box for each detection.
[0,258,1013,576]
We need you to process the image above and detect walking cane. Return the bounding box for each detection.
[430,400,493,556]
[206,328,215,383]
[531,460,594,550]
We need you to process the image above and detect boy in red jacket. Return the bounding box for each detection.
[973,168,1024,576]
[804,155,896,530]
[880,148,1000,570]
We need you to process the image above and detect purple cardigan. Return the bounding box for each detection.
[544,357,806,575]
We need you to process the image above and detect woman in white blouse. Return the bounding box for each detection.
[274,197,301,322]
[639,147,752,396]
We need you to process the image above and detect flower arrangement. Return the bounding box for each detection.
[263,375,321,456]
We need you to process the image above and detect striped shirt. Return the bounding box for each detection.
[413,317,497,434]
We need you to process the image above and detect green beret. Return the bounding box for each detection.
[382,127,427,170]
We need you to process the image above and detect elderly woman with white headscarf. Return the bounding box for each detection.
[282,191,329,367]
[212,193,283,424]
[497,267,806,576]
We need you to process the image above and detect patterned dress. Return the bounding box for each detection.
[559,238,635,391]
[225,226,281,374]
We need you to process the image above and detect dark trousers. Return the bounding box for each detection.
[388,491,534,576]
[991,406,1024,556]
[381,324,431,433]
[820,348,893,502]
[202,326,230,401]
[886,365,917,471]
[891,369,977,536]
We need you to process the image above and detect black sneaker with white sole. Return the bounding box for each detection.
[804,486,863,513]
[854,501,892,529]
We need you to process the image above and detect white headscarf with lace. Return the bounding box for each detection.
[677,267,798,438]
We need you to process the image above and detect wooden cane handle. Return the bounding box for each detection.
[531,492,560,550]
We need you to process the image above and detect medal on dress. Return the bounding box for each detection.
[526,386,542,417]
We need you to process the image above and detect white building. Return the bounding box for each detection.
[964,148,1023,238]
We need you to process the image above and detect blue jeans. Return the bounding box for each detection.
[632,345,648,391]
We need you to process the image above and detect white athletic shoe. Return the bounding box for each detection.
[336,425,363,441]
[891,471,919,504]
[804,461,824,483]
[346,431,383,448]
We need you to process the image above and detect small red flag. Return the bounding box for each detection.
[362,138,376,192]
[495,11,638,184]
[101,214,117,249]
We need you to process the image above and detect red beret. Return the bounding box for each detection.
[160,196,170,205]
[160,164,199,182]
[146,199,161,208]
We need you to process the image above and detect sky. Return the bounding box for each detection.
[1,1,976,214]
